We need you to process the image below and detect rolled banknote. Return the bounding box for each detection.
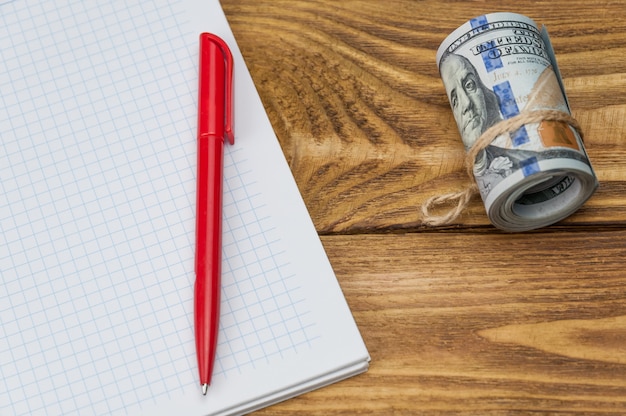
[436,12,598,231]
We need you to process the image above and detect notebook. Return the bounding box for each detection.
[0,1,370,415]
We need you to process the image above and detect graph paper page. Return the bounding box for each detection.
[0,1,369,415]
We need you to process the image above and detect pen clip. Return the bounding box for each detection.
[221,37,234,145]
[201,33,235,145]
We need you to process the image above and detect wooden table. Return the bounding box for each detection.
[221,1,626,413]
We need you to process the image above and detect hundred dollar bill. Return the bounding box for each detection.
[436,12,598,231]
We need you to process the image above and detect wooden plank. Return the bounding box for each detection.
[254,230,626,414]
[218,1,626,414]
[222,0,626,233]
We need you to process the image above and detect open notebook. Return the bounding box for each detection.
[0,1,370,415]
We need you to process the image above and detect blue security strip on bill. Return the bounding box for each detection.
[493,81,530,147]
[470,15,504,72]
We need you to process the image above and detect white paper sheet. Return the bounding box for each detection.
[0,1,369,415]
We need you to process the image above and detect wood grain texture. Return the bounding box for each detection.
[219,0,626,414]
[222,0,626,234]
[263,231,626,414]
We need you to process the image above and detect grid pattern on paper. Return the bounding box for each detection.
[0,1,317,415]
[217,147,318,379]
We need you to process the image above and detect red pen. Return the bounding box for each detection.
[195,32,234,395]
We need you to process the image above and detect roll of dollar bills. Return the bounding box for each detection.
[436,12,598,231]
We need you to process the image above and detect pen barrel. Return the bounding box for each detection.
[194,135,224,386]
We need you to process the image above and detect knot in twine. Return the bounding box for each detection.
[420,109,584,227]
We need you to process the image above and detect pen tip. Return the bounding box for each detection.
[202,383,209,395]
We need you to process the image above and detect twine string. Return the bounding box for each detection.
[421,109,584,227]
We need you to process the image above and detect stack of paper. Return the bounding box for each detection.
[0,1,369,415]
